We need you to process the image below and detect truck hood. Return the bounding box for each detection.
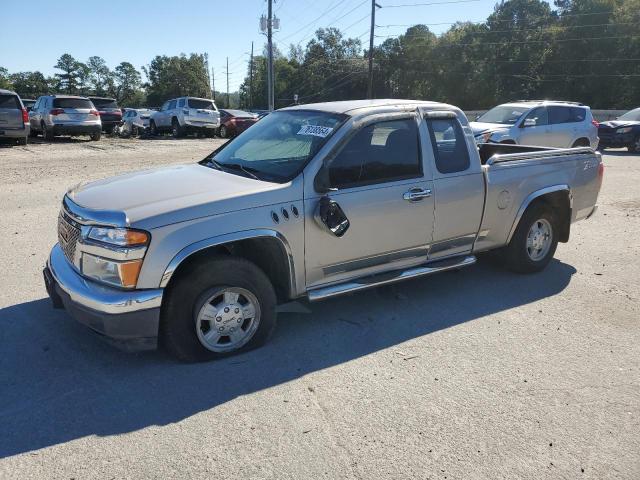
[469,121,510,135]
[67,163,291,228]
[599,120,640,129]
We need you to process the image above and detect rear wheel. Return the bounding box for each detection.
[17,137,27,146]
[219,124,228,138]
[172,118,184,138]
[161,255,277,362]
[628,136,640,153]
[501,203,558,273]
[90,131,101,141]
[131,125,139,137]
[42,122,54,141]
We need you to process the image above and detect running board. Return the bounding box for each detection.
[307,255,477,302]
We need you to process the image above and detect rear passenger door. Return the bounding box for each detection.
[421,111,485,259]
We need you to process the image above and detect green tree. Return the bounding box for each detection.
[8,71,50,98]
[0,67,12,90]
[54,53,81,93]
[87,56,114,96]
[145,53,211,106]
[114,62,143,106]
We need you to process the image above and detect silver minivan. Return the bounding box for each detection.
[470,101,599,148]
[29,95,102,141]
[0,89,30,145]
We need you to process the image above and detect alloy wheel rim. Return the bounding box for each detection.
[526,218,552,261]
[195,287,261,352]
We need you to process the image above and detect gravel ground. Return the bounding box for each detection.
[0,136,638,479]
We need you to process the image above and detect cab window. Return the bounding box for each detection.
[328,118,421,189]
[425,118,470,174]
[523,107,548,126]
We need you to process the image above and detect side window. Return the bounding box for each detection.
[329,118,421,189]
[168,100,177,110]
[549,106,572,124]
[177,98,185,108]
[160,102,168,111]
[570,107,586,123]
[524,107,548,126]
[425,118,471,174]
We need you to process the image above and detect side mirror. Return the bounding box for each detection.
[522,118,536,128]
[316,195,350,237]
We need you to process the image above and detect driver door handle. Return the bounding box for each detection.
[403,188,432,202]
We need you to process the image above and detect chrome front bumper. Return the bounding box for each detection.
[45,244,163,351]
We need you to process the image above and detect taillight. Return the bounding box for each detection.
[21,108,28,123]
[592,119,600,128]
[89,110,99,116]
[50,108,64,115]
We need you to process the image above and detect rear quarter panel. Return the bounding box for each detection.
[474,151,601,252]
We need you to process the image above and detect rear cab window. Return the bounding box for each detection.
[0,94,21,109]
[425,117,471,174]
[53,98,93,109]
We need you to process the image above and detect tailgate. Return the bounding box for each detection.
[0,94,24,130]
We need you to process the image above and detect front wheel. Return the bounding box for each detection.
[172,118,184,138]
[501,204,558,273]
[149,120,158,136]
[161,255,277,362]
[628,136,640,153]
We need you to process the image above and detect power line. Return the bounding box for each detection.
[383,0,482,8]
[374,33,640,46]
[276,0,345,42]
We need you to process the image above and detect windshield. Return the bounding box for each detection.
[188,98,216,110]
[618,108,640,121]
[202,110,347,183]
[53,98,93,109]
[91,98,118,109]
[477,105,528,125]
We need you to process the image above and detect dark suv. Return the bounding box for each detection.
[0,89,30,145]
[598,108,640,152]
[88,97,122,133]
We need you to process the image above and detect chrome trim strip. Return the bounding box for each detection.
[308,255,476,302]
[486,147,593,166]
[63,195,129,227]
[48,244,163,314]
[506,185,572,243]
[160,229,296,292]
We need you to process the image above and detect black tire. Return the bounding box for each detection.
[16,137,27,146]
[502,203,558,274]
[161,255,277,362]
[90,131,101,141]
[29,128,38,138]
[219,124,228,139]
[205,129,216,138]
[172,118,184,138]
[149,120,158,136]
[571,138,590,148]
[42,122,54,141]
[628,136,640,153]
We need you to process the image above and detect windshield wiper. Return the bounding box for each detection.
[220,163,261,180]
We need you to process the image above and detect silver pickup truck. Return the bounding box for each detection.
[44,100,603,361]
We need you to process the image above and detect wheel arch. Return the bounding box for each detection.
[507,185,573,244]
[160,230,296,303]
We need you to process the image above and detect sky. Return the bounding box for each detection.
[0,0,505,92]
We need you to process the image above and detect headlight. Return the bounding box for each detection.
[82,226,149,288]
[88,226,149,247]
[82,253,143,288]
[617,127,632,134]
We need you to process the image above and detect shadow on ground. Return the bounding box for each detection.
[0,257,575,458]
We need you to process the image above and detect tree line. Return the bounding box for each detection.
[1,0,638,110]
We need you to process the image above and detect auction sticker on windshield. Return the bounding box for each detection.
[297,125,333,137]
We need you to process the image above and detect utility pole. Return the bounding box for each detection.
[267,0,274,111]
[211,67,215,100]
[226,56,230,108]
[249,41,254,110]
[367,1,381,99]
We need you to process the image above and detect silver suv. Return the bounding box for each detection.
[149,96,220,138]
[0,89,30,145]
[29,95,102,141]
[470,100,598,148]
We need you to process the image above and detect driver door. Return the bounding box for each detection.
[304,116,435,288]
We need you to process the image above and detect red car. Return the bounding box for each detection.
[218,109,258,138]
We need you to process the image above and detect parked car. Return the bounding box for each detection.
[218,109,259,138]
[44,99,603,361]
[149,96,220,138]
[470,100,599,148]
[0,89,30,145]
[88,97,122,133]
[121,108,154,136]
[29,95,101,141]
[21,98,36,112]
[597,107,640,152]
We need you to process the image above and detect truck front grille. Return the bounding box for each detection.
[58,212,81,263]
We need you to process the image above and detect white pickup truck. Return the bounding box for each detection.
[44,100,603,361]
